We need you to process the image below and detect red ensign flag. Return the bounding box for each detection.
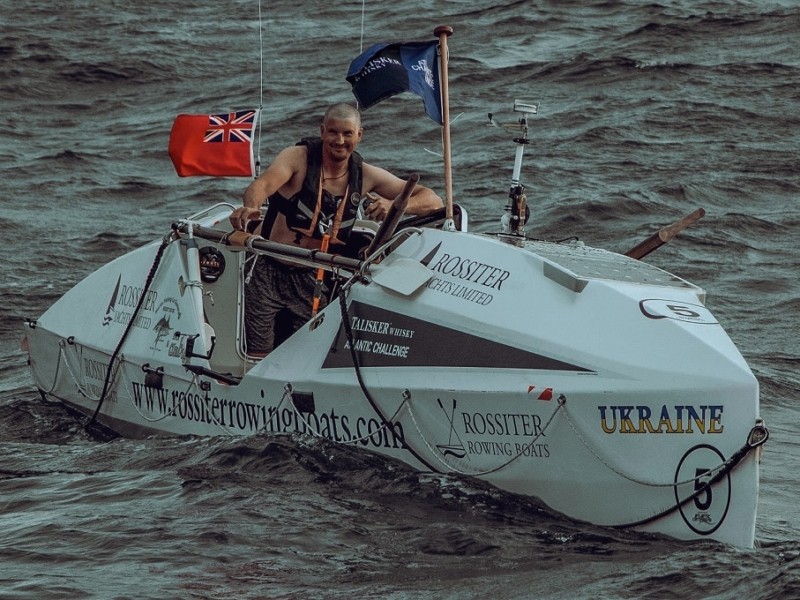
[168,109,258,177]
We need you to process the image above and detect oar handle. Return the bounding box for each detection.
[364,173,419,257]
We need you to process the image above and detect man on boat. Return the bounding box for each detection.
[229,102,443,356]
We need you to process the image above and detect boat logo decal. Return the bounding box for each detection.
[81,354,118,405]
[418,241,510,307]
[598,404,724,435]
[151,297,182,352]
[129,381,407,451]
[102,275,121,326]
[674,444,731,535]
[100,274,161,330]
[324,301,591,371]
[433,397,551,461]
[639,299,718,325]
[435,398,467,458]
[198,246,226,283]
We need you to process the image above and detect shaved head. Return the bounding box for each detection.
[323,103,361,127]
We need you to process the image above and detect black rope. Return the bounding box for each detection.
[614,422,769,530]
[85,233,173,432]
[336,289,437,471]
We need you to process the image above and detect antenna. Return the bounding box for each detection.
[501,99,538,237]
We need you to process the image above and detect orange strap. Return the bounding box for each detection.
[310,233,330,318]
[291,171,349,244]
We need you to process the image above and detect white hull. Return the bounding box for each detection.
[24,204,765,547]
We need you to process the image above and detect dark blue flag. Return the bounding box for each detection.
[346,40,442,125]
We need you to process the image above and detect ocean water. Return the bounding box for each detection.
[1,0,799,598]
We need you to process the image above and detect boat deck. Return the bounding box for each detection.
[523,239,699,292]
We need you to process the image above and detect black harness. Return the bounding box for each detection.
[264,137,363,246]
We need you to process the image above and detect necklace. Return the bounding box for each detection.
[322,168,348,182]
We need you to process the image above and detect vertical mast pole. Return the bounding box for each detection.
[434,25,454,229]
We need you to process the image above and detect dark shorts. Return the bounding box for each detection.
[244,256,328,354]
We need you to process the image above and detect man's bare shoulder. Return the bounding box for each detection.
[361,161,399,185]
[264,144,308,182]
[275,144,308,164]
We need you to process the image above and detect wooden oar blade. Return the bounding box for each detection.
[624,208,705,260]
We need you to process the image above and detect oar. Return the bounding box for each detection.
[363,173,418,258]
[624,208,705,260]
